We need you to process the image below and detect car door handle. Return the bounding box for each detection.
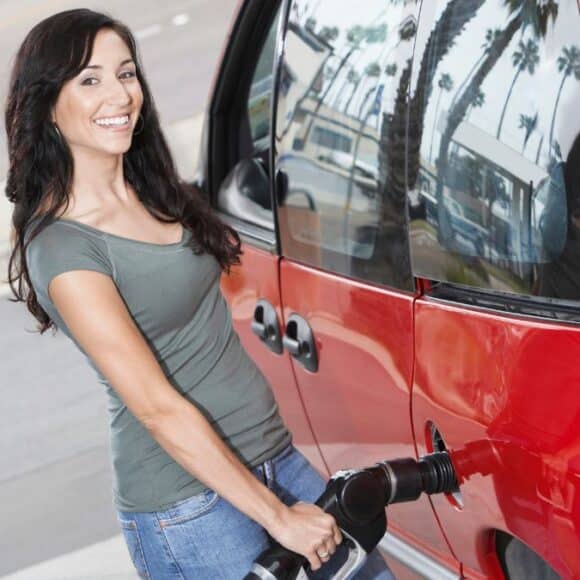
[282,314,318,372]
[251,300,283,354]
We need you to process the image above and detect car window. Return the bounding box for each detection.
[249,15,279,151]
[274,0,418,291]
[216,7,282,231]
[408,0,580,303]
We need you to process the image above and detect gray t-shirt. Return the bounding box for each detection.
[24,216,292,512]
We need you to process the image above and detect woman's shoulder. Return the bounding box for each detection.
[25,214,104,246]
[25,215,114,299]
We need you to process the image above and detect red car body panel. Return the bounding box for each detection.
[412,298,580,579]
[208,0,580,575]
[279,260,460,574]
[220,244,327,473]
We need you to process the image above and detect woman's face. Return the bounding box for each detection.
[52,28,143,158]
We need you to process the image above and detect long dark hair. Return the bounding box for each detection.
[4,8,242,334]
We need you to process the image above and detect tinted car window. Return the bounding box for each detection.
[408,0,580,302]
[216,7,282,231]
[249,14,279,151]
[274,0,418,291]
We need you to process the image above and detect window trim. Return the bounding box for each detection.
[207,0,285,250]
[218,211,277,252]
[424,280,580,325]
[269,0,293,255]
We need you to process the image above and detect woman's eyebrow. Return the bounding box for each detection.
[84,58,135,70]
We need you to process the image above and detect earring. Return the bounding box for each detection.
[133,113,144,136]
[53,123,62,140]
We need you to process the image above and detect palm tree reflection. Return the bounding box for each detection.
[518,112,538,155]
[547,45,580,159]
[496,38,539,139]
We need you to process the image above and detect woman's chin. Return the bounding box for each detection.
[92,142,133,157]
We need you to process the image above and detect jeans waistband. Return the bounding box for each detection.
[257,442,294,488]
[268,442,294,464]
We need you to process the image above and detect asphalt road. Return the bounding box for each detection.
[0,0,237,574]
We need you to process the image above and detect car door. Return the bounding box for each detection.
[198,0,326,472]
[408,1,580,577]
[272,1,460,577]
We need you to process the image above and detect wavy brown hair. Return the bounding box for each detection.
[4,8,242,334]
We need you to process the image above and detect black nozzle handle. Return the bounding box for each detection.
[245,452,459,580]
[246,544,306,580]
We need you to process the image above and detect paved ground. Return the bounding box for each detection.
[0,297,134,577]
[0,536,138,579]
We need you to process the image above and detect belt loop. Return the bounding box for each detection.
[263,458,275,488]
[260,464,268,486]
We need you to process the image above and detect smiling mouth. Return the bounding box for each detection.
[94,114,131,128]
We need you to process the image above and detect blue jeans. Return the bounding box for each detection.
[117,443,395,579]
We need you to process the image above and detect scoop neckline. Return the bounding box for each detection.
[54,216,189,248]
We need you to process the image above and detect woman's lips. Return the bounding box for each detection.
[93,114,132,132]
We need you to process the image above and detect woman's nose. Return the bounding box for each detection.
[106,78,132,105]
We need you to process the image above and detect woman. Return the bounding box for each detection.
[5,9,394,579]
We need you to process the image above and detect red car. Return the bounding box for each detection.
[195,0,580,578]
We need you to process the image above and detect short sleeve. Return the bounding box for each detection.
[25,223,114,301]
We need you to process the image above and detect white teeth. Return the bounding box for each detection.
[95,115,129,127]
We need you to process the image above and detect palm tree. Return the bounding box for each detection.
[346,61,382,116]
[357,0,489,288]
[342,79,385,246]
[433,0,559,235]
[341,62,400,243]
[344,63,369,115]
[547,45,580,158]
[449,28,502,114]
[318,26,340,44]
[535,134,544,163]
[429,73,454,163]
[385,63,398,77]
[466,88,485,119]
[281,24,362,140]
[300,23,387,144]
[361,0,558,276]
[305,17,317,33]
[337,68,361,110]
[403,0,488,195]
[518,112,538,153]
[329,24,382,99]
[496,38,539,139]
[503,0,558,34]
[484,27,504,52]
[335,34,396,111]
[359,65,383,116]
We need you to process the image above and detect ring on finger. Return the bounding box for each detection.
[317,549,330,559]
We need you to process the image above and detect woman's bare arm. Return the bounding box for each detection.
[48,270,341,570]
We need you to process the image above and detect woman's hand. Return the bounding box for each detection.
[266,501,343,571]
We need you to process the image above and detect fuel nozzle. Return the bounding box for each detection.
[380,451,459,504]
[245,451,459,580]
[325,451,458,531]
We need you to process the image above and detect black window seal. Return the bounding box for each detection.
[423,280,580,326]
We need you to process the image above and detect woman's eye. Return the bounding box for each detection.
[80,71,135,85]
